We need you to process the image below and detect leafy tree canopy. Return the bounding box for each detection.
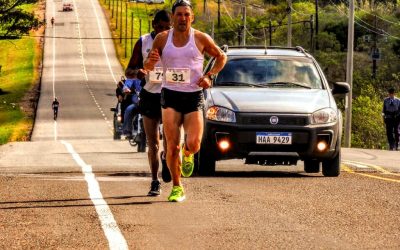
[0,0,42,39]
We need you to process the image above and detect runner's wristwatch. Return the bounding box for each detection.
[206,72,216,81]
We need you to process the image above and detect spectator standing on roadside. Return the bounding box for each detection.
[125,10,172,196]
[382,87,400,150]
[144,0,227,202]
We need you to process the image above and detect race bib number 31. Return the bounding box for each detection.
[166,68,190,84]
[149,67,163,83]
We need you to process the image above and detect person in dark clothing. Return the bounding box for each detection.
[52,97,59,120]
[382,88,400,150]
[116,80,124,103]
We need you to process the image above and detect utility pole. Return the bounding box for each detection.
[217,0,221,29]
[344,0,354,148]
[315,0,319,50]
[287,0,292,47]
[125,2,127,57]
[242,1,246,46]
[119,0,123,43]
[372,14,377,78]
[116,0,119,29]
[211,20,214,39]
[269,19,272,46]
[310,15,314,53]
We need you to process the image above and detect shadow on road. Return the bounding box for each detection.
[0,195,168,209]
[211,171,323,178]
[107,171,151,177]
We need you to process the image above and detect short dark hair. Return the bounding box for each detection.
[388,88,395,94]
[172,0,192,13]
[154,10,170,23]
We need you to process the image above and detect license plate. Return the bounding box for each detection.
[256,132,292,144]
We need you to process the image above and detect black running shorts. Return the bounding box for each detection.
[139,88,162,120]
[161,88,204,114]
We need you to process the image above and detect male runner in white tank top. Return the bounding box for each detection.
[125,10,171,197]
[144,0,227,202]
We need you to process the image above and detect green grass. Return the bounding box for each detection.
[0,31,39,144]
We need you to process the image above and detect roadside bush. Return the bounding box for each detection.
[351,94,387,149]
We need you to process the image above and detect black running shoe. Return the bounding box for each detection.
[147,180,161,196]
[160,151,171,183]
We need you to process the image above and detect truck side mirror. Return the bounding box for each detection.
[332,82,350,96]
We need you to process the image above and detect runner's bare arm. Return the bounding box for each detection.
[143,31,168,71]
[199,32,227,75]
[125,39,147,79]
[196,32,227,89]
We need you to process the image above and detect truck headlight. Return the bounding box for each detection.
[206,106,236,123]
[311,108,337,124]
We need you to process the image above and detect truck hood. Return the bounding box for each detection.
[208,87,333,113]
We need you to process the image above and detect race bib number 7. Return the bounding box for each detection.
[166,68,190,84]
[149,67,163,83]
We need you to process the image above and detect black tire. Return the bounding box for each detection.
[196,146,216,176]
[137,132,147,152]
[113,118,121,140]
[322,150,341,177]
[304,159,320,173]
[113,130,121,140]
[322,136,341,177]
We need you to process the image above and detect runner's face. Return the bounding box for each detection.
[153,20,171,35]
[173,6,193,32]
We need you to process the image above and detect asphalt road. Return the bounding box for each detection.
[1,0,400,249]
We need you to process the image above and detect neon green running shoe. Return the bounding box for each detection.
[181,144,194,177]
[168,185,185,202]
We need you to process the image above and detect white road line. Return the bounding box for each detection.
[342,160,369,169]
[72,0,88,81]
[54,121,58,141]
[61,140,128,250]
[52,4,57,141]
[70,0,113,132]
[90,0,117,84]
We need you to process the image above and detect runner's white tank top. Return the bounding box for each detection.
[141,33,163,94]
[161,28,204,92]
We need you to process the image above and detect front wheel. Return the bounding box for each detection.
[322,150,341,177]
[195,145,216,176]
[113,118,121,140]
[137,132,147,152]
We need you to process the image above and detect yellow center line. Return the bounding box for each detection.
[341,164,354,173]
[343,160,400,176]
[342,164,400,183]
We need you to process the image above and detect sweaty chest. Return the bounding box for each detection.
[163,43,202,62]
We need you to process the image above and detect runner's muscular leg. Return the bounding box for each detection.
[143,116,160,180]
[162,108,183,186]
[183,110,204,154]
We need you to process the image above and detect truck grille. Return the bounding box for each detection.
[236,114,309,126]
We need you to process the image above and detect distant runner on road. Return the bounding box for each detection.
[52,97,59,120]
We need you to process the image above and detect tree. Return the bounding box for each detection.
[0,0,42,39]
